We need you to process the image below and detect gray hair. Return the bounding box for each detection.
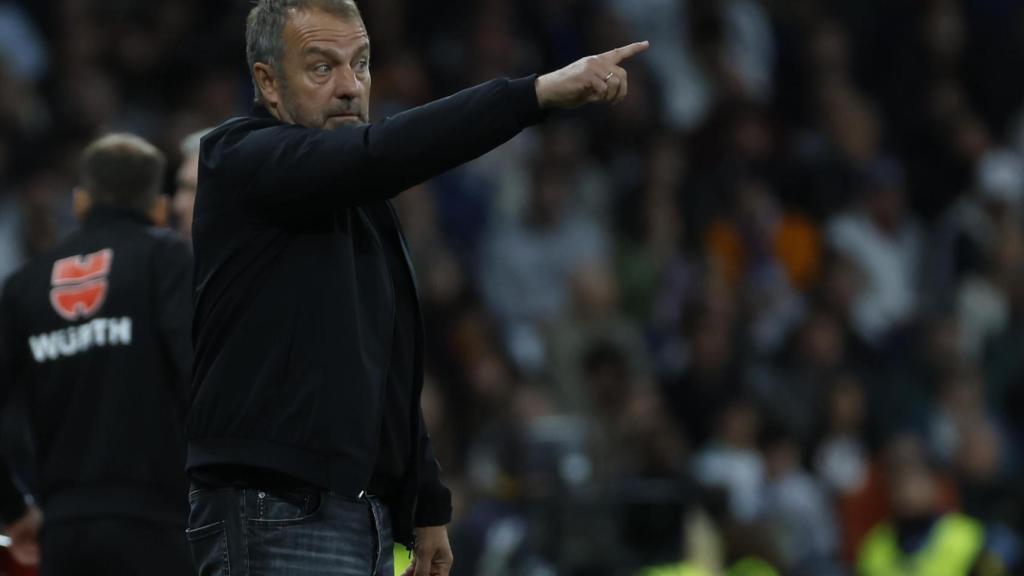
[246,0,363,103]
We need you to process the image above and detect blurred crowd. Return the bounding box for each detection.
[2,0,1024,574]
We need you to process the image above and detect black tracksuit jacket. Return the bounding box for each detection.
[0,206,192,525]
[187,75,544,545]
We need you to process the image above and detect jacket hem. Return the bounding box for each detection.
[43,483,185,527]
[187,437,368,499]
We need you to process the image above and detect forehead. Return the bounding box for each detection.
[282,8,369,55]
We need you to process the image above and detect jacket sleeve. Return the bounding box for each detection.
[413,404,451,527]
[213,76,543,219]
[153,239,194,410]
[0,460,26,524]
[0,282,28,523]
[0,279,26,415]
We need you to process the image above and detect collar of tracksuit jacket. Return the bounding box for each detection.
[85,204,154,227]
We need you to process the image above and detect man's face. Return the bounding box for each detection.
[263,8,371,129]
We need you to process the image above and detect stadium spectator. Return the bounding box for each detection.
[858,434,1009,576]
[170,127,211,241]
[761,431,842,576]
[479,153,610,374]
[826,157,924,345]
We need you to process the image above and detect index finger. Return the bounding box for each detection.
[601,41,650,64]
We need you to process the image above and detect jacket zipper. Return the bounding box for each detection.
[385,201,428,546]
[353,207,395,493]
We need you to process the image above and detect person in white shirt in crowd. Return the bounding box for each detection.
[826,157,924,345]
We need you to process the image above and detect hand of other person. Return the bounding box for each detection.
[402,525,453,576]
[535,41,650,109]
[5,506,41,566]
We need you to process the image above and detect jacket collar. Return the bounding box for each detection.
[84,204,154,227]
[250,103,275,120]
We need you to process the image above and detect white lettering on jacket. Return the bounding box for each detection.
[28,317,133,363]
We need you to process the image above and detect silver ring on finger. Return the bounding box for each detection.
[604,72,614,82]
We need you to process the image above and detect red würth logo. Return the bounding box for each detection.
[49,249,113,321]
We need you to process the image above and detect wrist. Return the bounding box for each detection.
[534,74,552,109]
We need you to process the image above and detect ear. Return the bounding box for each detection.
[149,195,169,228]
[72,187,93,222]
[254,63,282,110]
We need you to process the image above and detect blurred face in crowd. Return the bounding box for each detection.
[939,371,985,418]
[865,183,905,233]
[822,255,861,315]
[889,464,939,520]
[765,437,800,479]
[798,310,844,370]
[585,351,631,416]
[953,115,990,164]
[173,152,199,239]
[828,373,865,435]
[690,310,733,373]
[924,1,965,63]
[256,8,371,129]
[885,435,939,520]
[810,21,849,74]
[956,420,1002,483]
[570,262,620,319]
[731,110,773,161]
[717,402,759,449]
[736,179,779,241]
[529,163,570,227]
[821,79,878,163]
[620,388,686,473]
[923,317,960,373]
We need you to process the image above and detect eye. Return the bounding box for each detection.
[354,58,369,73]
[313,63,331,75]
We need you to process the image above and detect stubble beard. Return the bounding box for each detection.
[277,78,325,129]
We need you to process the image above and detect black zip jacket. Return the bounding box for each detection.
[187,75,545,545]
[0,206,192,525]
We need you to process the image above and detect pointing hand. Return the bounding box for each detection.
[535,41,650,109]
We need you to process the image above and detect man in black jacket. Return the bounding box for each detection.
[0,134,193,574]
[186,1,647,575]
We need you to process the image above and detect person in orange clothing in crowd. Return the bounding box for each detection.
[704,173,820,354]
[705,175,821,294]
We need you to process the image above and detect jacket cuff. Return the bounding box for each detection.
[0,493,26,525]
[508,74,546,126]
[414,479,452,527]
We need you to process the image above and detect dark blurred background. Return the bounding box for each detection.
[2,0,1024,575]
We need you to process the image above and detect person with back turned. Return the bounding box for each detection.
[185,1,649,574]
[0,134,194,575]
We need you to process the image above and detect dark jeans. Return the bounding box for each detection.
[187,485,394,576]
[41,519,193,576]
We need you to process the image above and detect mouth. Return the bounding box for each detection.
[329,113,361,124]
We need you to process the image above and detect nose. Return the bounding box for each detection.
[333,65,362,101]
